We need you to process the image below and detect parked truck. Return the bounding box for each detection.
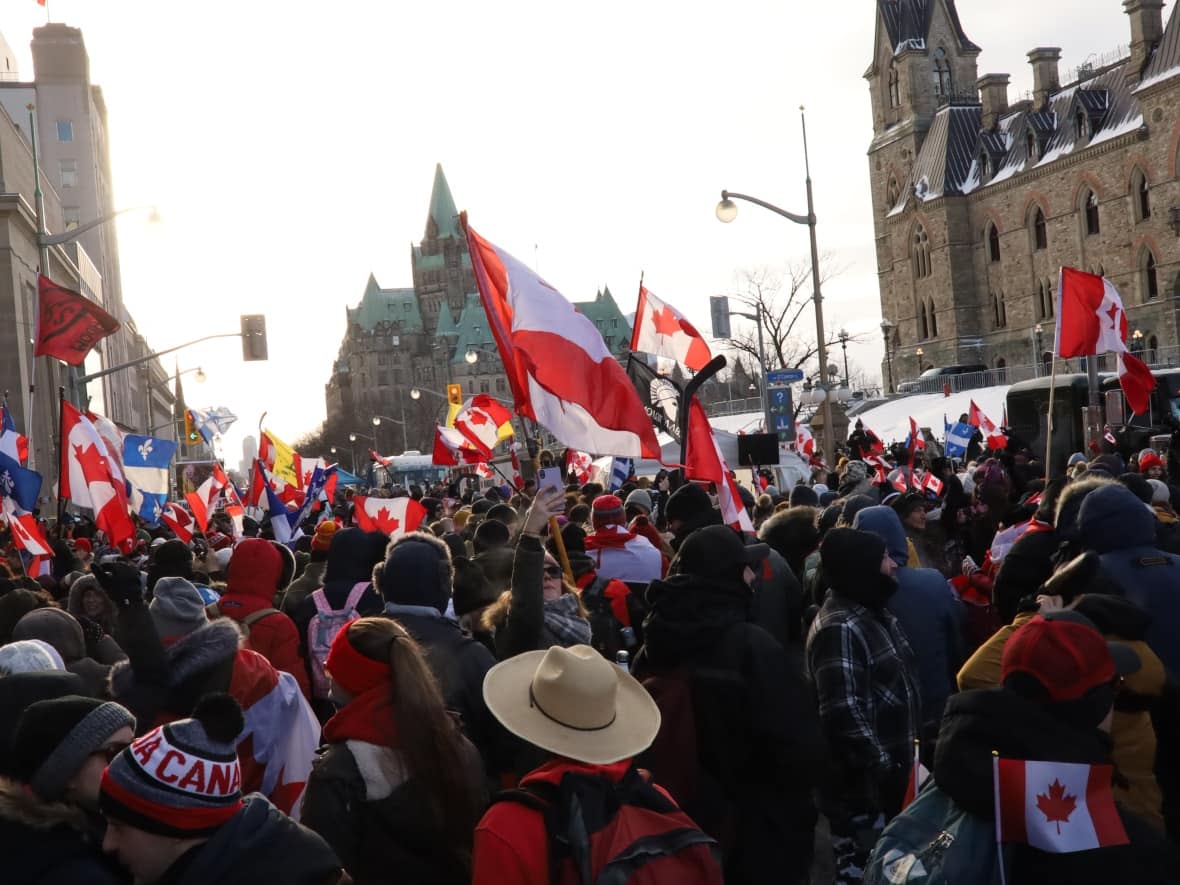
[1005,368,1180,474]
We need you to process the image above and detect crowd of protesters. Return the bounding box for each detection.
[2,422,1180,883]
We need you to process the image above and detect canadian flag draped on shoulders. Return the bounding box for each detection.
[464,220,660,458]
[630,285,712,372]
[1057,267,1156,414]
[60,401,135,548]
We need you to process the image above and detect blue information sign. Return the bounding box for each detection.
[767,368,804,385]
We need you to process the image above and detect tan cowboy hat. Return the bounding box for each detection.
[483,645,661,765]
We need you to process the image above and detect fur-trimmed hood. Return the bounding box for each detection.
[0,777,86,833]
[109,617,243,698]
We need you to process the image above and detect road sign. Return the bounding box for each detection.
[767,368,804,385]
[709,296,731,339]
[771,389,789,407]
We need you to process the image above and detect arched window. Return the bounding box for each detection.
[929,299,938,337]
[1026,131,1038,162]
[979,150,991,180]
[919,302,929,339]
[888,62,900,108]
[1132,168,1151,221]
[1076,109,1089,141]
[1046,278,1055,317]
[987,224,1001,263]
[887,176,900,207]
[932,48,952,96]
[992,291,1007,329]
[1143,250,1159,300]
[1031,207,1048,251]
[912,225,931,279]
[1148,334,1159,364]
[1082,190,1100,236]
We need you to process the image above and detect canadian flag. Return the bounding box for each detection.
[475,462,496,480]
[2,500,51,558]
[60,401,135,548]
[352,495,427,538]
[369,448,393,468]
[908,417,926,452]
[161,503,195,543]
[923,472,945,496]
[432,424,487,467]
[567,450,594,485]
[995,758,1128,853]
[509,447,524,490]
[465,222,661,458]
[969,400,1008,451]
[684,398,755,533]
[185,464,229,534]
[454,394,515,457]
[630,286,712,372]
[1057,267,1156,414]
[795,425,815,457]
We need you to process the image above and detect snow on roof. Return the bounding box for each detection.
[850,385,1010,446]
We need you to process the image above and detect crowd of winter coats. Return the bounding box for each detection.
[1,442,1180,884]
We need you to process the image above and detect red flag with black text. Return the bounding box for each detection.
[35,275,120,366]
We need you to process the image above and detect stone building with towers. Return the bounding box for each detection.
[324,165,631,454]
[867,0,1180,387]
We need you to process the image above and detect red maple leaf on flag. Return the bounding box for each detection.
[651,306,684,337]
[373,507,400,535]
[73,442,113,487]
[467,410,489,426]
[1036,779,1077,835]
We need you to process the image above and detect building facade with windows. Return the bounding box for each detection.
[868,0,1180,385]
[324,165,631,454]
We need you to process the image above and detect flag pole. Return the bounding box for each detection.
[521,418,573,581]
[992,750,1008,885]
[55,386,66,530]
[1044,350,1059,478]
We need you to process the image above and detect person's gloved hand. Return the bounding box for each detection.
[94,561,144,610]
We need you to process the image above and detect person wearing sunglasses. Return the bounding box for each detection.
[2,696,136,883]
[483,487,591,660]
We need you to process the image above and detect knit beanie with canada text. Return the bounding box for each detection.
[99,693,244,837]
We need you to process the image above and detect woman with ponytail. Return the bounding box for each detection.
[299,617,487,884]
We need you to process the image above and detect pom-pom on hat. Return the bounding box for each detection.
[312,520,339,552]
[591,494,625,527]
[100,694,244,837]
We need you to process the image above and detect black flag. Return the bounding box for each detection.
[626,355,683,443]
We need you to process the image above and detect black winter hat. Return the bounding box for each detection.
[376,532,453,613]
[0,671,86,776]
[820,528,887,595]
[789,485,819,508]
[672,525,768,586]
[473,519,511,554]
[147,539,194,592]
[486,503,518,526]
[664,482,713,523]
[1118,472,1154,505]
[452,557,501,618]
[12,695,136,800]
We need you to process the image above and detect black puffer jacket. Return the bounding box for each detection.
[933,688,1178,883]
[633,572,826,885]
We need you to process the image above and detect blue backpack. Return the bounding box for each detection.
[865,782,1001,885]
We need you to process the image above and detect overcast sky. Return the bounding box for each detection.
[6,0,1136,460]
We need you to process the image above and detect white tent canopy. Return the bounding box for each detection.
[849,385,1010,446]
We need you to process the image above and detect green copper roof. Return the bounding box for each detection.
[450,293,496,364]
[576,286,631,354]
[435,299,457,336]
[427,163,460,240]
[346,273,423,333]
[412,248,446,271]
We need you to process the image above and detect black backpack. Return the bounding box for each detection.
[581,576,638,660]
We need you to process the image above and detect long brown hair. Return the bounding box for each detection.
[344,618,483,870]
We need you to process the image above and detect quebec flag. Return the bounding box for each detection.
[945,419,975,459]
[123,435,178,524]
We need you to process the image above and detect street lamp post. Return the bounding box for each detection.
[372,413,409,453]
[880,319,895,394]
[916,347,925,374]
[1033,324,1044,377]
[838,329,850,387]
[331,444,356,476]
[716,107,836,462]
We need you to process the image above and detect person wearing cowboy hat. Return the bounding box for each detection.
[472,644,722,884]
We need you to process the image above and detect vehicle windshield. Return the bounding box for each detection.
[919,368,942,378]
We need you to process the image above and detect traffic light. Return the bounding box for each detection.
[447,383,463,406]
[183,410,200,444]
[240,314,268,361]
[709,296,732,339]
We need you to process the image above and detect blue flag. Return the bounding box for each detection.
[945,420,974,459]
[189,407,238,445]
[290,464,335,529]
[123,435,178,524]
[259,462,299,544]
[609,458,633,492]
[0,452,41,513]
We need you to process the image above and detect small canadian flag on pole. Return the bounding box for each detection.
[993,757,1128,854]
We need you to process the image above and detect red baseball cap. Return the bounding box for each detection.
[1001,612,1140,702]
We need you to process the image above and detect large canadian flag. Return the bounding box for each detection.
[432,424,487,466]
[1056,267,1156,414]
[454,394,515,457]
[60,401,135,547]
[630,286,712,372]
[465,222,661,458]
[996,758,1128,853]
[684,398,754,532]
[352,495,427,538]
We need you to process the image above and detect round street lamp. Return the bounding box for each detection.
[715,198,739,223]
[465,349,479,364]
[410,388,422,400]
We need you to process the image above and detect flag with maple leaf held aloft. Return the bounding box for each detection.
[995,758,1128,852]
[630,286,712,372]
[352,495,427,539]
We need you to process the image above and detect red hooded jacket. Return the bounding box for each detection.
[212,539,310,698]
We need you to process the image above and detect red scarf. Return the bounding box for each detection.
[585,525,638,550]
[322,683,399,748]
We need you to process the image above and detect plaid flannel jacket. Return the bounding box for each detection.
[805,595,922,775]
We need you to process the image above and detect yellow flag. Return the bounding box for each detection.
[262,428,299,485]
